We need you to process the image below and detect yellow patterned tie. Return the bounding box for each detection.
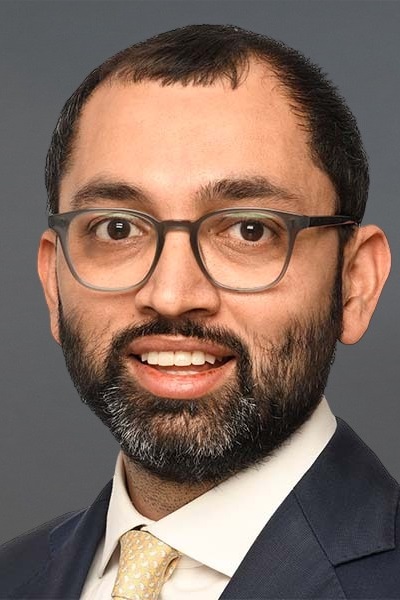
[112,529,180,600]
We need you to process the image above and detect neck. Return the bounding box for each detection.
[122,454,216,520]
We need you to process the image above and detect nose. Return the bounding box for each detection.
[133,230,221,319]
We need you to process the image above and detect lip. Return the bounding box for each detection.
[126,346,236,400]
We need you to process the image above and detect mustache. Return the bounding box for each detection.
[108,317,249,360]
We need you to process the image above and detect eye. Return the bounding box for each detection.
[228,220,275,242]
[93,217,143,241]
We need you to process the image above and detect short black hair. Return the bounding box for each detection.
[45,23,368,228]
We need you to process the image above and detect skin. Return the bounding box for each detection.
[38,61,391,519]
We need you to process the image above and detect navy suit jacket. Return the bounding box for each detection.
[1,419,400,599]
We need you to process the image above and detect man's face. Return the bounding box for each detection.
[44,63,344,483]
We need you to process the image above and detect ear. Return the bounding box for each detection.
[340,225,391,344]
[38,230,61,344]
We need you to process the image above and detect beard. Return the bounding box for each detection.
[58,273,342,486]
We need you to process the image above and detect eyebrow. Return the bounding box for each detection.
[69,175,301,211]
[70,179,149,211]
[197,177,300,204]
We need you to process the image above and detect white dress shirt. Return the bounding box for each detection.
[81,398,336,599]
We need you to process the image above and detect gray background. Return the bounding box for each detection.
[1,0,399,545]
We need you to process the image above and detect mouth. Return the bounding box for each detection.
[126,339,237,399]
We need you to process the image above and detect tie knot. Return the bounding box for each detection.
[112,530,180,600]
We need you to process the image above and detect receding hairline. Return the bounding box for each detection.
[46,24,364,225]
[62,55,321,193]
[104,48,260,88]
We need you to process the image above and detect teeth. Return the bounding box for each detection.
[158,351,174,367]
[140,351,219,366]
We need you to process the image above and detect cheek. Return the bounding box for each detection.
[56,251,133,343]
[280,233,341,316]
[225,256,339,348]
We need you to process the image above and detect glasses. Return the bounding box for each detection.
[48,207,358,293]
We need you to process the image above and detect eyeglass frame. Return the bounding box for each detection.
[48,207,359,294]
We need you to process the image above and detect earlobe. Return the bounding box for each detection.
[37,230,61,344]
[340,225,391,344]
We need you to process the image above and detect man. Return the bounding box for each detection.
[0,23,397,599]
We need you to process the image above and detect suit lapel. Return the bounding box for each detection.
[295,418,398,566]
[221,419,399,599]
[13,481,112,599]
[220,492,346,599]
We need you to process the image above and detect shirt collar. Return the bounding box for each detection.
[99,397,336,578]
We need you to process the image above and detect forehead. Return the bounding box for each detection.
[59,62,335,215]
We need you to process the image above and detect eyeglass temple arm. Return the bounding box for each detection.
[308,215,360,228]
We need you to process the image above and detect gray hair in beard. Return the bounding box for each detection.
[58,270,342,485]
